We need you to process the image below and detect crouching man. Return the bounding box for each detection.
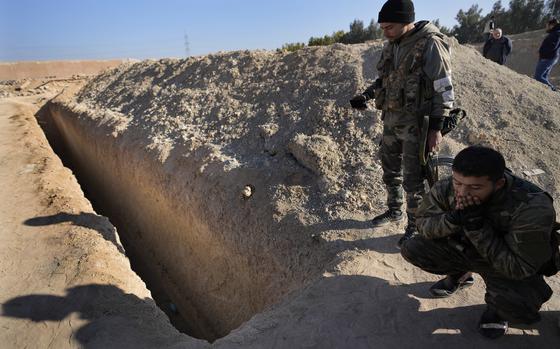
[401,145,559,339]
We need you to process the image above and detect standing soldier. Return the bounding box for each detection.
[350,0,454,246]
[401,146,558,339]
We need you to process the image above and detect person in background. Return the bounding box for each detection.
[482,16,495,42]
[483,28,512,65]
[534,18,560,91]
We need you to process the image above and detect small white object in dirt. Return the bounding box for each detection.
[242,185,253,199]
[523,169,545,177]
[18,164,36,174]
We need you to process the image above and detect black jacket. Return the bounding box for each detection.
[483,36,512,65]
[539,24,560,60]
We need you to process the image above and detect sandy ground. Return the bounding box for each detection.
[0,94,206,349]
[1,32,560,348]
[3,93,558,349]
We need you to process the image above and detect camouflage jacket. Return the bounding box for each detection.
[365,21,454,130]
[416,173,556,280]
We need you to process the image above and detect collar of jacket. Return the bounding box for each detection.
[486,172,514,206]
[394,20,439,46]
[393,21,430,45]
[547,24,560,33]
[490,36,507,43]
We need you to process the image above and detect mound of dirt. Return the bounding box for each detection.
[43,36,560,347]
[76,39,560,209]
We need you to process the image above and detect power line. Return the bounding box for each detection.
[184,33,190,57]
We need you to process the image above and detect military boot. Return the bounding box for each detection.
[397,213,417,248]
[429,272,475,298]
[371,209,403,228]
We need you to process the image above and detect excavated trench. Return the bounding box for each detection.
[36,103,214,340]
[36,99,322,342]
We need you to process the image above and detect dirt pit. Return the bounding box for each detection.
[1,35,560,349]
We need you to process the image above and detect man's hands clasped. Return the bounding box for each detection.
[450,194,486,231]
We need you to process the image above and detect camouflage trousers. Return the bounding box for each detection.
[401,235,553,324]
[380,111,426,216]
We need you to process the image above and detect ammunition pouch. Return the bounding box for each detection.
[374,86,386,110]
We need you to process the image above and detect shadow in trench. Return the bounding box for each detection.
[1,284,200,348]
[24,212,125,254]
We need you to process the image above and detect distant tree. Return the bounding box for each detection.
[448,0,551,43]
[279,17,383,51]
[281,0,559,52]
[453,5,485,43]
[306,19,382,48]
[309,31,345,46]
[341,19,368,44]
[507,0,546,33]
[366,19,383,40]
[278,42,305,53]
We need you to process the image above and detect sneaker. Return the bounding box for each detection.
[371,209,403,227]
[397,223,417,248]
[478,306,508,339]
[429,273,475,298]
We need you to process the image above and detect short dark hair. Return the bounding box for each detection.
[452,146,506,182]
[549,18,558,26]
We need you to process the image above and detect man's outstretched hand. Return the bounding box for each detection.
[350,94,368,110]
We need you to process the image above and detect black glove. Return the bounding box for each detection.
[446,210,461,225]
[350,94,368,110]
[458,205,486,231]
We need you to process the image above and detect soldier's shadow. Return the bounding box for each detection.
[24,212,125,254]
[3,278,559,348]
[1,284,187,348]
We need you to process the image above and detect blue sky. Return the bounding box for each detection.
[0,0,498,61]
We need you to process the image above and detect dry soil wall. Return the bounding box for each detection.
[47,99,328,340]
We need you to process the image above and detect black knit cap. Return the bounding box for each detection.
[378,0,415,24]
